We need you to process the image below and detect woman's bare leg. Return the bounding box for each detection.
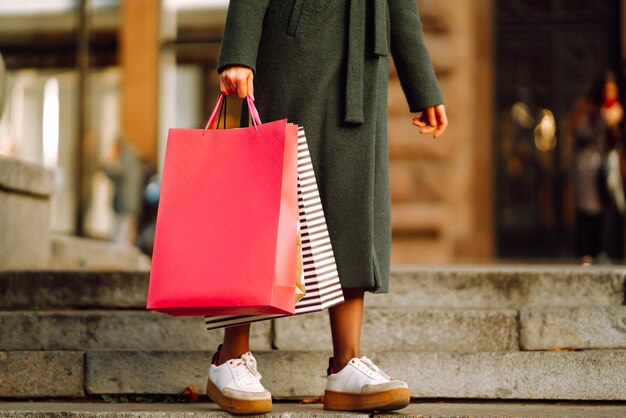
[218,324,251,365]
[328,288,365,372]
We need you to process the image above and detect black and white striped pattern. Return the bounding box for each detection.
[204,126,344,330]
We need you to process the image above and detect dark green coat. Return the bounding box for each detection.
[218,0,443,293]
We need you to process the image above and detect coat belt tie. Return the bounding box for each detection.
[345,0,389,124]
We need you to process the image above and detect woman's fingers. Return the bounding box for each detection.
[419,111,437,134]
[220,72,236,96]
[247,73,255,101]
[413,120,436,134]
[412,116,427,127]
[219,76,232,96]
[227,76,237,96]
[427,106,436,127]
[433,105,448,139]
[413,104,448,138]
[219,66,254,98]
[235,73,248,99]
[420,125,437,134]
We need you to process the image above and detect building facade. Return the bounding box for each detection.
[0,0,624,262]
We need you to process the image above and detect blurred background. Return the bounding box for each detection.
[1,0,625,266]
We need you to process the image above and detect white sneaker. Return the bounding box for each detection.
[324,356,410,411]
[206,344,272,414]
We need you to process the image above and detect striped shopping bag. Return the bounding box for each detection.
[204,126,344,330]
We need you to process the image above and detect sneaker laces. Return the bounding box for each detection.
[233,352,263,385]
[359,356,392,380]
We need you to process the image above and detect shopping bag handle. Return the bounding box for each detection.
[204,93,262,133]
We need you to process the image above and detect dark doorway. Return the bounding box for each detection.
[495,0,622,258]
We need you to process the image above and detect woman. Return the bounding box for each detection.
[206,0,448,413]
[570,70,624,263]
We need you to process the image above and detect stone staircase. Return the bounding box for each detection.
[1,266,625,404]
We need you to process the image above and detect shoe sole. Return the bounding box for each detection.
[323,388,410,412]
[206,378,272,414]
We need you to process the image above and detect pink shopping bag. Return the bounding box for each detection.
[147,94,299,316]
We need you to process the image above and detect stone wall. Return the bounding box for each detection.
[0,156,55,269]
[389,0,494,263]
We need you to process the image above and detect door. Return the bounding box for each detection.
[495,0,622,258]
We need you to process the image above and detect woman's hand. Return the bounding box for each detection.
[219,66,255,100]
[412,104,448,139]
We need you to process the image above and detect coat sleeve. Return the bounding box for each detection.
[217,0,271,75]
[388,0,444,112]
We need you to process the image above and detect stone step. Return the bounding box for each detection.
[0,308,518,352]
[0,310,272,351]
[84,350,626,400]
[520,306,626,350]
[0,351,84,398]
[383,265,626,309]
[274,308,519,352]
[50,234,152,271]
[1,402,626,418]
[4,350,624,400]
[3,306,623,354]
[0,306,626,352]
[0,271,147,309]
[1,266,624,310]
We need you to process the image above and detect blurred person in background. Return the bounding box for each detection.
[102,135,143,245]
[570,70,625,264]
[137,171,160,256]
[599,71,625,260]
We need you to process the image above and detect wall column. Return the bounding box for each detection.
[466,0,495,259]
[119,0,160,163]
